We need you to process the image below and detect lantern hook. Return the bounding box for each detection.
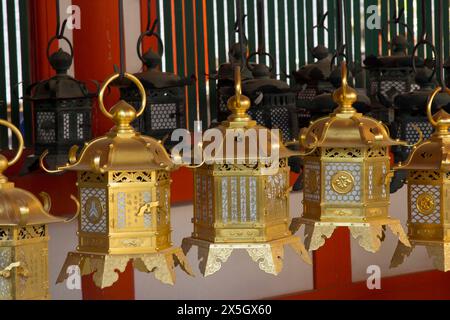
[0,120,24,181]
[0,262,29,279]
[38,192,80,223]
[401,124,424,148]
[426,87,450,128]
[39,150,64,174]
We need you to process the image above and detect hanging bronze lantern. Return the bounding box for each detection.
[244,52,299,143]
[117,26,193,147]
[391,88,450,271]
[24,35,96,171]
[445,58,450,87]
[182,67,311,277]
[41,73,193,288]
[290,62,411,253]
[0,119,75,299]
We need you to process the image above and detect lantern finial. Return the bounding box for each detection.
[0,119,23,185]
[226,66,252,123]
[98,72,147,134]
[332,62,358,114]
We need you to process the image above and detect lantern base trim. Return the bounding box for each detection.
[291,218,411,253]
[181,235,312,277]
[391,240,450,272]
[56,247,194,289]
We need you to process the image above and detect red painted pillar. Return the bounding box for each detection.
[70,0,134,300]
[313,228,352,293]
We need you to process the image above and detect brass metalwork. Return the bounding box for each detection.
[44,73,192,288]
[0,120,66,300]
[183,67,311,276]
[391,87,450,270]
[291,62,411,253]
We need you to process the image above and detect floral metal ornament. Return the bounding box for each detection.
[41,73,193,289]
[390,87,450,271]
[0,120,75,300]
[290,62,411,253]
[182,66,312,277]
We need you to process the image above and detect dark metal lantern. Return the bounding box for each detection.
[25,37,94,169]
[390,67,450,191]
[118,31,192,146]
[244,52,298,142]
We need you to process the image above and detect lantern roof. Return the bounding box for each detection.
[201,66,299,162]
[27,49,93,101]
[292,48,334,85]
[47,73,175,173]
[396,88,450,171]
[300,62,405,148]
[0,120,64,226]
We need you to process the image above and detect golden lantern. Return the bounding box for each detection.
[290,62,411,253]
[41,73,193,289]
[182,66,311,277]
[0,119,73,300]
[391,87,450,271]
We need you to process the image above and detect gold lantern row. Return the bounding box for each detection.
[391,87,450,271]
[41,73,193,289]
[182,66,311,277]
[0,120,77,299]
[290,63,411,253]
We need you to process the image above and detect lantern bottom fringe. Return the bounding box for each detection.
[56,247,194,289]
[181,235,312,277]
[290,217,411,253]
[391,240,450,272]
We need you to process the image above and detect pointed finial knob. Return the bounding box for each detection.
[332,62,358,114]
[226,66,252,122]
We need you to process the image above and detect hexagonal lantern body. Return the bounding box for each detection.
[291,63,411,253]
[182,67,311,277]
[45,73,192,289]
[25,49,94,169]
[118,42,192,147]
[0,119,64,300]
[391,99,450,272]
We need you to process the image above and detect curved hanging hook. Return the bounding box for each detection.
[0,119,24,168]
[380,7,414,52]
[307,12,330,55]
[39,150,64,174]
[38,192,80,223]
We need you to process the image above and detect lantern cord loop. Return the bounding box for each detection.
[39,150,63,174]
[98,73,147,120]
[0,119,24,170]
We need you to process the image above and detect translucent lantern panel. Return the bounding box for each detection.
[324,162,362,203]
[80,187,107,233]
[410,184,441,224]
[219,176,258,224]
[304,161,321,202]
[0,247,12,300]
[150,103,178,130]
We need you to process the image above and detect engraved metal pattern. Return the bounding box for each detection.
[411,185,441,224]
[18,225,46,240]
[112,172,153,183]
[36,112,56,143]
[63,113,70,140]
[77,113,84,139]
[331,171,355,194]
[79,172,107,183]
[221,178,228,223]
[150,103,177,130]
[325,162,361,203]
[80,188,107,233]
[0,228,11,241]
[324,148,363,158]
[230,177,238,222]
[240,177,247,222]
